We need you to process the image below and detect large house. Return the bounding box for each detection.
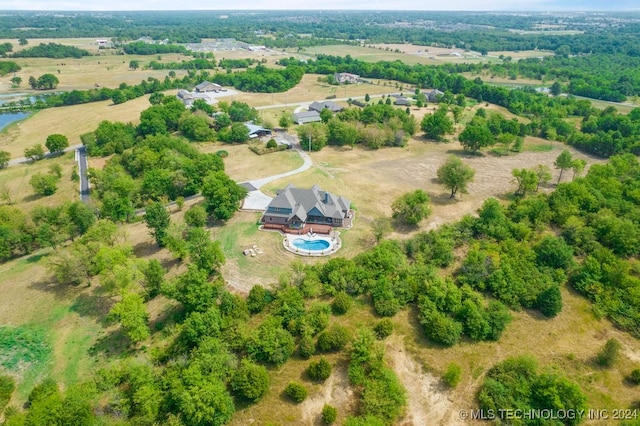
[334,72,360,84]
[308,101,343,113]
[261,184,352,230]
[293,110,321,124]
[176,89,218,107]
[425,89,444,103]
[195,81,223,93]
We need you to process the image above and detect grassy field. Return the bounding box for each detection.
[0,151,78,211]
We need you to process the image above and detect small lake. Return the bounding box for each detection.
[0,111,30,132]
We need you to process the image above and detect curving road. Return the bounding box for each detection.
[240,146,312,211]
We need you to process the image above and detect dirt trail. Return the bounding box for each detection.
[386,336,455,426]
[299,366,353,425]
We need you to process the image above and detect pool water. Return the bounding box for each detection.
[292,238,330,251]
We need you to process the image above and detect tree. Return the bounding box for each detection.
[364,93,370,102]
[437,156,475,199]
[421,107,454,141]
[24,144,45,162]
[296,122,328,151]
[246,317,295,366]
[144,202,170,247]
[30,172,59,196]
[231,359,270,402]
[108,291,150,343]
[533,164,552,191]
[512,168,538,197]
[129,60,140,70]
[185,204,208,228]
[186,227,225,276]
[201,171,247,221]
[550,81,563,96]
[320,107,333,123]
[28,75,37,89]
[36,73,59,89]
[536,285,563,317]
[278,112,294,129]
[371,216,392,243]
[332,291,352,315]
[45,134,69,155]
[554,150,573,184]
[18,37,28,45]
[0,150,9,168]
[10,76,21,87]
[374,318,393,340]
[391,190,431,225]
[142,259,164,299]
[571,159,586,180]
[596,338,621,368]
[459,123,494,152]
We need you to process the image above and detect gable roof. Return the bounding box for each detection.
[309,101,343,113]
[268,184,350,222]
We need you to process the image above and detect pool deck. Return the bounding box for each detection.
[282,231,342,257]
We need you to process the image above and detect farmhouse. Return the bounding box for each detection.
[261,184,352,231]
[334,72,360,84]
[195,81,223,93]
[293,110,321,124]
[309,101,344,113]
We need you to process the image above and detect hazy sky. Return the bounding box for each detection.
[2,0,639,11]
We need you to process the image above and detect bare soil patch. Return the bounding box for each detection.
[386,335,454,426]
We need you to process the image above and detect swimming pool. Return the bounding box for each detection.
[292,238,330,251]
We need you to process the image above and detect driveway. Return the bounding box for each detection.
[240,147,312,211]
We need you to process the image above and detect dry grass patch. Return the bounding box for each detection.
[0,152,78,212]
[391,287,640,425]
[228,74,413,108]
[197,142,304,184]
[0,96,151,158]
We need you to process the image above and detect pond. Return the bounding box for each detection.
[0,111,30,132]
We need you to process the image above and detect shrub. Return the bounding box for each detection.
[247,285,272,314]
[317,325,350,352]
[331,291,352,315]
[443,363,462,388]
[231,360,270,402]
[0,373,15,411]
[596,338,621,368]
[308,357,332,382]
[215,149,228,158]
[373,318,393,340]
[284,381,308,403]
[298,334,316,359]
[266,138,277,149]
[628,368,640,385]
[536,285,563,318]
[321,404,338,425]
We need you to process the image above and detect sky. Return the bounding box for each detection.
[2,0,639,11]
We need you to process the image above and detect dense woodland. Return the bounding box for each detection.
[2,9,640,426]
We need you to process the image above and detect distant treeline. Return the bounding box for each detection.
[122,41,190,55]
[11,42,90,59]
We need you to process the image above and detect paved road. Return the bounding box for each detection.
[240,146,312,211]
[76,146,90,203]
[6,143,83,167]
